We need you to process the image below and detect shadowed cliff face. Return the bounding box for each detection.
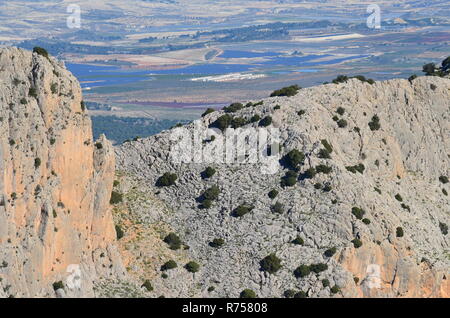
[0,47,124,298]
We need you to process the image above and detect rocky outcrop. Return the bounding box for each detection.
[115,76,449,298]
[0,47,125,298]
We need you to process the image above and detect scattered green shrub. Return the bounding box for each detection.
[95,142,103,149]
[270,85,300,97]
[240,289,257,298]
[368,115,381,131]
[336,107,345,115]
[294,291,307,298]
[52,281,64,291]
[281,170,298,187]
[33,47,49,59]
[292,236,304,245]
[351,207,365,220]
[231,117,247,128]
[115,225,124,240]
[34,158,41,169]
[324,247,336,257]
[346,164,365,174]
[268,189,279,199]
[260,254,282,274]
[362,218,371,225]
[209,238,224,248]
[50,83,58,94]
[351,238,362,248]
[310,263,328,274]
[321,139,333,153]
[439,222,448,235]
[396,227,404,237]
[200,199,212,209]
[161,260,177,271]
[259,116,273,127]
[223,102,243,113]
[394,194,403,202]
[297,109,306,117]
[202,108,215,117]
[330,285,340,294]
[294,265,311,278]
[322,279,330,287]
[284,289,296,298]
[163,233,182,250]
[202,185,220,201]
[141,280,153,292]
[29,88,38,98]
[110,191,123,204]
[210,114,233,131]
[314,183,323,190]
[20,98,27,104]
[439,176,449,184]
[156,173,178,187]
[337,119,348,128]
[316,164,332,174]
[271,202,284,214]
[250,114,261,123]
[408,74,418,82]
[185,261,200,273]
[401,203,410,212]
[80,101,86,111]
[201,167,216,179]
[303,167,316,179]
[318,149,331,159]
[282,149,305,169]
[232,204,253,217]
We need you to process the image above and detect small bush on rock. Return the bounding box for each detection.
[161,260,177,271]
[240,289,257,298]
[163,233,182,250]
[209,238,224,248]
[201,167,216,179]
[294,265,311,278]
[156,173,178,187]
[292,236,304,245]
[271,202,284,214]
[351,207,365,220]
[324,247,337,257]
[185,261,200,273]
[268,189,279,199]
[270,85,300,97]
[260,254,282,274]
[351,238,362,248]
[232,204,254,217]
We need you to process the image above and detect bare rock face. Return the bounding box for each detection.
[115,76,449,298]
[0,47,125,297]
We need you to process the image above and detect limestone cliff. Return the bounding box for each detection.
[0,47,124,298]
[115,76,449,298]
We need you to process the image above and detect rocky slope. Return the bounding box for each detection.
[0,47,125,298]
[115,76,450,298]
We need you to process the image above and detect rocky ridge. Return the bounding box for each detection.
[114,75,450,298]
